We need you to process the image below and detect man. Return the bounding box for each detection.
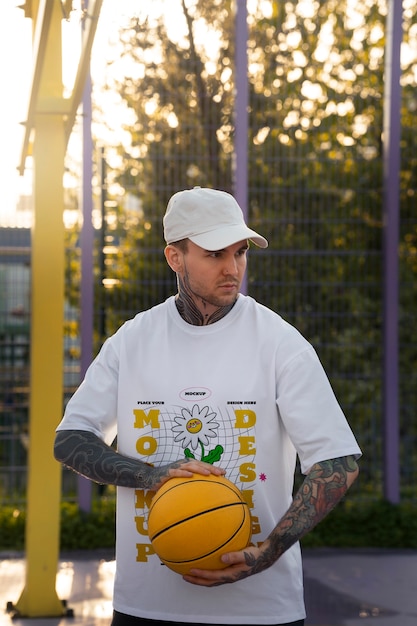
[54,186,361,626]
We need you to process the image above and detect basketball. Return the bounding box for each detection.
[147,473,252,575]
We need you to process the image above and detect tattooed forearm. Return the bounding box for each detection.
[54,430,188,490]
[259,455,359,568]
[212,455,359,584]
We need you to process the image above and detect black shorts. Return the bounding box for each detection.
[111,611,304,626]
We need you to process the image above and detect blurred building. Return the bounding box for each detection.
[0,227,31,502]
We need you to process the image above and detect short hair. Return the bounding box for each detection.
[169,238,189,253]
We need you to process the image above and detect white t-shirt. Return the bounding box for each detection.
[57,295,361,624]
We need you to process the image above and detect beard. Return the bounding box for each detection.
[176,271,239,325]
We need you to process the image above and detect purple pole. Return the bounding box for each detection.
[233,0,248,295]
[77,67,94,513]
[382,0,402,504]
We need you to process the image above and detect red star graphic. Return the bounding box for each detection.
[259,472,267,481]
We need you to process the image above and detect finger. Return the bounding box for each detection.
[183,576,215,587]
[183,570,232,587]
[177,461,226,476]
[167,466,218,480]
[183,561,251,586]
[220,550,248,565]
[169,466,198,477]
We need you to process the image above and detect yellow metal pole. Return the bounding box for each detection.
[14,0,66,617]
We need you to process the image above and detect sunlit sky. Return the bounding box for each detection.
[0,0,223,228]
[0,2,31,226]
[0,0,415,227]
[0,0,185,227]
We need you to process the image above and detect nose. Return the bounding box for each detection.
[223,254,239,276]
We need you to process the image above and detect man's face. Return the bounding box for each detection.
[168,239,249,309]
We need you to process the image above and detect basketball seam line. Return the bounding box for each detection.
[149,502,248,541]
[157,513,250,565]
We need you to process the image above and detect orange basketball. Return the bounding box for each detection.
[147,474,251,575]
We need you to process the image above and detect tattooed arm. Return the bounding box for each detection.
[54,429,225,492]
[183,454,359,586]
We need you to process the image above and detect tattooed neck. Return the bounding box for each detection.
[175,276,235,326]
[175,296,234,325]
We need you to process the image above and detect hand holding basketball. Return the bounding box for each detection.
[149,458,225,492]
[183,543,264,586]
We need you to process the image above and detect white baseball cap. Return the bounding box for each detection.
[163,186,268,250]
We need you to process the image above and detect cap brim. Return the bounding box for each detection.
[189,225,268,251]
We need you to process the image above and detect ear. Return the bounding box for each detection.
[164,245,183,273]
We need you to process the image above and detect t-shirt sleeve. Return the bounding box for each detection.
[276,345,362,474]
[56,336,119,446]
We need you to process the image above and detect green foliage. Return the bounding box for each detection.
[59,501,116,550]
[0,507,25,551]
[0,500,116,552]
[301,500,417,549]
[1,499,417,551]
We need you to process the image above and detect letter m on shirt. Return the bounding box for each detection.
[133,408,161,429]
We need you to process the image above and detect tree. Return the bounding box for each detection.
[78,0,417,496]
